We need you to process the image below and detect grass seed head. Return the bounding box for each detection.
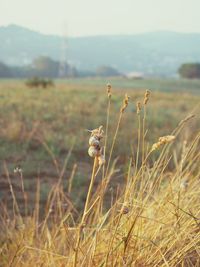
[159,135,176,144]
[92,125,104,139]
[120,93,130,113]
[143,89,150,105]
[136,101,141,114]
[107,83,112,98]
[151,135,175,152]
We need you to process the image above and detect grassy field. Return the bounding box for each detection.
[61,77,200,93]
[0,78,200,266]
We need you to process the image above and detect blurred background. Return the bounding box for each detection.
[1,0,200,78]
[0,0,199,212]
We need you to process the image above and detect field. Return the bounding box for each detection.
[0,78,200,266]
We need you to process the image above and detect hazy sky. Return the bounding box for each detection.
[0,0,200,36]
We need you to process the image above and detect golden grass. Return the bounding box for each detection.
[0,81,200,266]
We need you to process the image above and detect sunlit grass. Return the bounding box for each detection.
[0,79,200,266]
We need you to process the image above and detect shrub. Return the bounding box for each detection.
[178,63,200,79]
[25,77,54,88]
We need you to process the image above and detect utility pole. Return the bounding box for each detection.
[59,25,68,78]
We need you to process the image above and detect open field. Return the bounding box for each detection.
[0,78,200,266]
[0,78,199,207]
[60,77,200,93]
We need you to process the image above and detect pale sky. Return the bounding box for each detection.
[0,0,200,36]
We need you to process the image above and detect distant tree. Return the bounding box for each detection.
[32,56,77,78]
[0,62,12,78]
[32,56,59,77]
[178,63,200,79]
[96,65,120,77]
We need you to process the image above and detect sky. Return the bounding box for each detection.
[0,0,200,36]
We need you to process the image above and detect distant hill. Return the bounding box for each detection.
[0,24,200,76]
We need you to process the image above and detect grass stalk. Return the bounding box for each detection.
[73,157,98,267]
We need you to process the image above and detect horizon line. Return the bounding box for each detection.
[1,23,200,38]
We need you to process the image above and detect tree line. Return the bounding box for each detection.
[1,57,200,79]
[0,56,121,78]
[0,56,77,78]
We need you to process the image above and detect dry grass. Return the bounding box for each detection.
[0,80,200,266]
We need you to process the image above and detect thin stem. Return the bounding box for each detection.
[73,157,98,267]
[82,157,98,220]
[105,112,123,177]
[99,111,123,217]
[135,114,141,174]
[103,97,111,179]
[19,172,27,216]
[142,105,146,164]
[4,162,20,217]
[105,212,123,266]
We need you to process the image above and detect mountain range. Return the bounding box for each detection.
[0,24,200,76]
